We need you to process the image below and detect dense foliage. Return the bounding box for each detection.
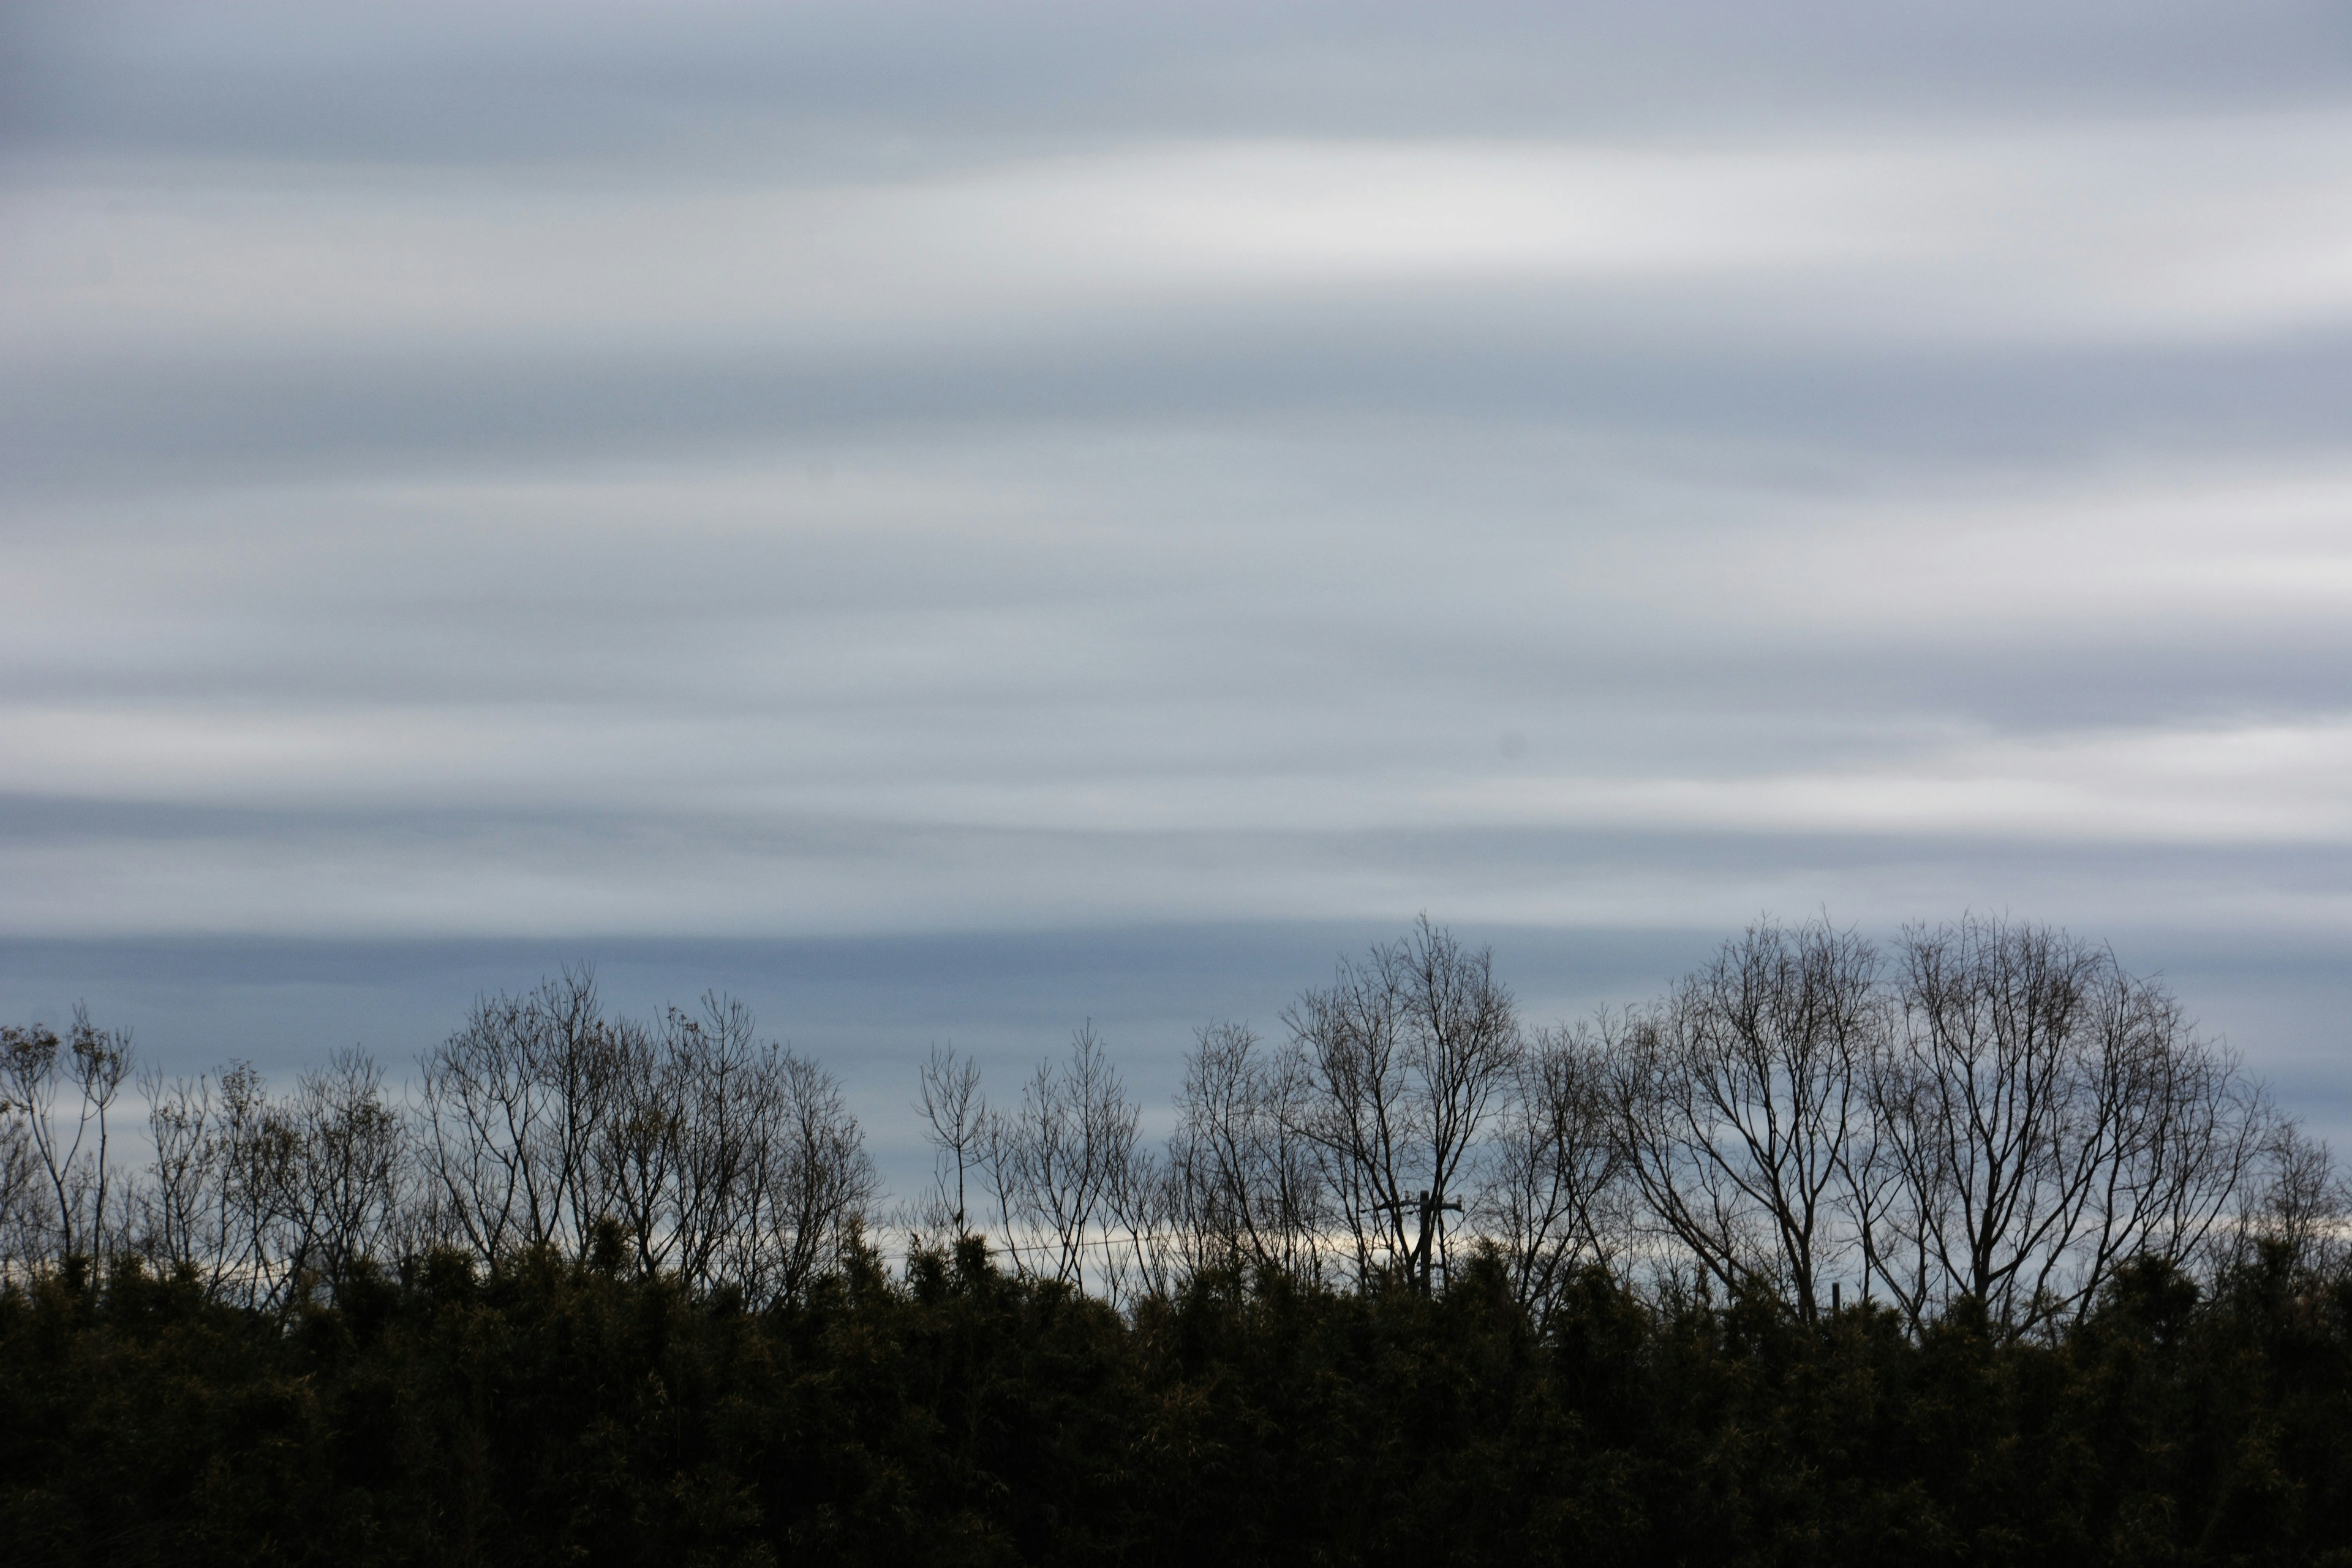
[7,1235,2352,1566]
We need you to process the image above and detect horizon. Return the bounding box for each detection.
[7,914,2347,1207]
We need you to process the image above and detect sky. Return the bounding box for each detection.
[3,1,2350,1176]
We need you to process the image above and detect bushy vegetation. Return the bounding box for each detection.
[4,914,2350,1564]
[7,1237,2352,1564]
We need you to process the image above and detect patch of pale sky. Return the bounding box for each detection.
[11,115,2352,359]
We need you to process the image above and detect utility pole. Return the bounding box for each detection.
[1368,1188,1463,1294]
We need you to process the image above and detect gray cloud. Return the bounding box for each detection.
[2,2,2350,1128]
[10,2,2351,166]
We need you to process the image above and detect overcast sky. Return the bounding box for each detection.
[4,2,2350,1151]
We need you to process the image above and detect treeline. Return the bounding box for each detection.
[1,987,878,1312]
[4,915,2351,1564]
[0,912,2339,1327]
[936,916,2301,1336]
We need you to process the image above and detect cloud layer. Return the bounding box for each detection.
[4,1,2351,965]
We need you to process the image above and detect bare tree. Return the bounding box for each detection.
[17,981,882,1309]
[206,1061,306,1308]
[137,1067,216,1280]
[587,994,878,1303]
[1478,1023,1626,1329]
[666,998,764,1291]
[1100,1118,1169,1305]
[738,1049,878,1303]
[0,1008,134,1264]
[1167,1020,1324,1281]
[2229,1123,2349,1278]
[1868,918,2267,1335]
[0,1106,42,1273]
[417,971,617,1263]
[915,1045,986,1238]
[418,990,547,1261]
[538,973,624,1257]
[1286,919,1520,1293]
[1283,946,1408,1287]
[137,1055,403,1305]
[280,1049,409,1286]
[2075,971,2267,1295]
[988,1025,1143,1291]
[1608,919,1880,1320]
[594,1013,684,1278]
